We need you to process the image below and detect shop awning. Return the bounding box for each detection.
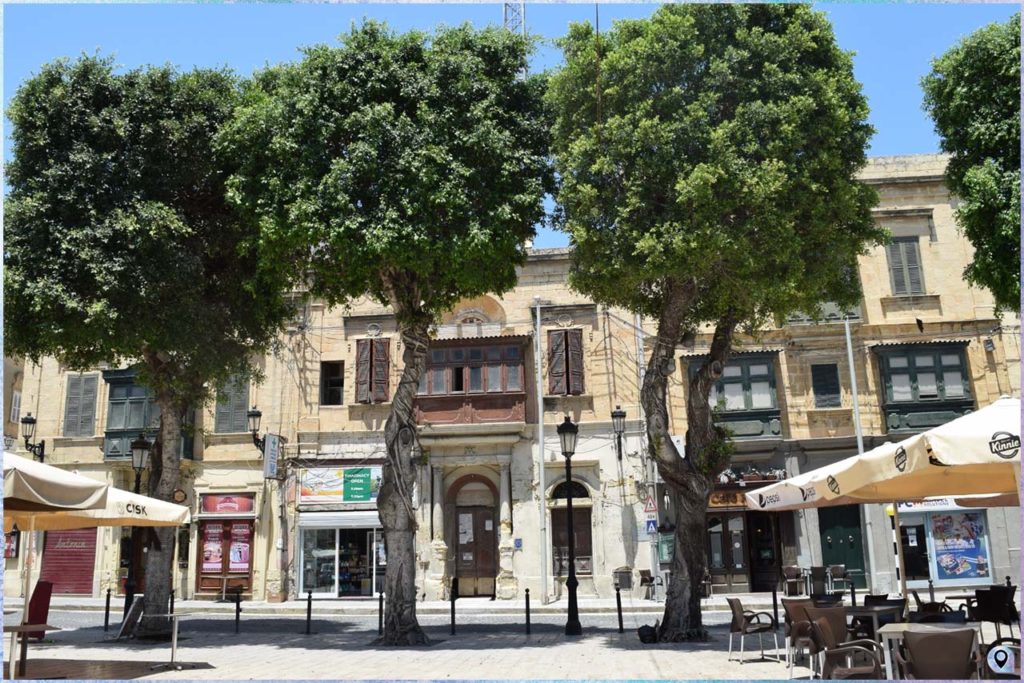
[297,510,381,529]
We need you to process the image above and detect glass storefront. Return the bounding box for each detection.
[898,500,993,587]
[299,527,386,597]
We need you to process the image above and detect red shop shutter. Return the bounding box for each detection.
[548,330,567,395]
[567,328,585,395]
[371,338,390,403]
[40,528,97,594]
[355,339,371,403]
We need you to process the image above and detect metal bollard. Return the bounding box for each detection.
[928,579,935,602]
[850,582,857,607]
[771,585,779,629]
[525,588,531,635]
[615,584,624,634]
[306,590,313,635]
[378,591,384,636]
[234,590,241,634]
[1006,576,1012,587]
[450,578,458,635]
[104,588,111,632]
[170,588,175,615]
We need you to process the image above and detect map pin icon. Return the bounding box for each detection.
[993,649,1009,669]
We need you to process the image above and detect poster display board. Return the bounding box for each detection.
[930,511,991,581]
[202,523,224,573]
[229,524,252,572]
[201,493,255,516]
[300,467,383,504]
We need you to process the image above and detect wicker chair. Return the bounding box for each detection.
[783,566,805,596]
[727,597,780,664]
[894,628,980,679]
[808,616,883,679]
[782,597,815,678]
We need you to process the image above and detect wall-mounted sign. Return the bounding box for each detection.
[4,531,19,559]
[299,467,383,504]
[898,498,972,513]
[201,493,255,516]
[264,434,286,479]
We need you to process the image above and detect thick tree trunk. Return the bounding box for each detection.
[377,316,431,645]
[136,391,183,639]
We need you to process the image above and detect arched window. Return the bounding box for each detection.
[551,481,589,500]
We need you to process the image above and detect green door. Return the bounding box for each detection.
[818,505,867,588]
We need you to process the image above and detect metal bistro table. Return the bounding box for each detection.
[4,623,62,679]
[942,592,978,611]
[876,621,983,680]
[148,613,199,671]
[846,604,904,642]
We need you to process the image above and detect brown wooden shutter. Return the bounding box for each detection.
[78,375,98,436]
[548,330,567,395]
[371,338,390,403]
[63,375,82,436]
[567,328,585,395]
[355,339,371,403]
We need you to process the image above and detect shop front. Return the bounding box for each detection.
[195,493,256,597]
[297,465,385,598]
[897,499,994,588]
[705,486,785,593]
[40,528,97,594]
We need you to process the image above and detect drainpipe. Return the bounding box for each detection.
[534,297,549,603]
[846,315,878,592]
[634,314,659,592]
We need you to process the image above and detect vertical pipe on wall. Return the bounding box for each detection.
[634,314,658,586]
[534,297,549,604]
[846,315,877,593]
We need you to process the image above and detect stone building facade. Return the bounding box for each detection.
[5,154,1020,601]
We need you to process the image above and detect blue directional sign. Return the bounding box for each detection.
[645,519,658,535]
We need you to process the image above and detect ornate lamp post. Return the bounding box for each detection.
[611,405,626,460]
[19,413,45,462]
[123,433,151,615]
[247,406,266,454]
[557,415,582,636]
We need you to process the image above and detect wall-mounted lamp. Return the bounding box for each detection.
[19,413,45,462]
[247,406,265,454]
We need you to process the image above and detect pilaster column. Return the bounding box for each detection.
[496,462,517,599]
[428,466,448,600]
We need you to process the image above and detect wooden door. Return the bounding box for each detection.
[707,512,750,592]
[197,520,254,595]
[747,512,780,592]
[818,505,867,588]
[455,506,496,597]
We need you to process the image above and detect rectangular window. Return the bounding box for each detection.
[547,328,585,395]
[881,347,970,403]
[887,237,925,295]
[355,338,390,404]
[63,374,99,437]
[320,361,344,406]
[215,376,249,433]
[691,355,778,413]
[9,390,21,424]
[811,364,841,409]
[421,343,524,396]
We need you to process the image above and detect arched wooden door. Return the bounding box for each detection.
[448,475,498,597]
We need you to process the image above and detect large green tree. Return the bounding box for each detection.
[221,22,550,644]
[922,13,1020,312]
[4,56,292,636]
[549,5,884,640]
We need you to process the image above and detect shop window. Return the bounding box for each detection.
[355,338,390,403]
[320,361,344,406]
[879,347,970,404]
[214,376,249,433]
[548,328,585,395]
[419,344,524,396]
[63,374,99,437]
[886,237,925,296]
[811,364,841,408]
[898,507,992,586]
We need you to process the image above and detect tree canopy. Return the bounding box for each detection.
[549,4,883,329]
[922,13,1020,312]
[4,55,291,402]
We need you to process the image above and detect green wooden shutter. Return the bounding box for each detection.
[567,328,585,395]
[78,375,98,436]
[215,379,240,433]
[230,379,248,432]
[887,242,907,295]
[371,338,390,403]
[548,330,567,395]
[63,375,82,436]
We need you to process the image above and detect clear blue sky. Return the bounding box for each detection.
[4,2,1018,248]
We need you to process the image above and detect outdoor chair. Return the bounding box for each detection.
[26,580,53,641]
[971,587,1018,639]
[909,610,967,624]
[727,597,780,665]
[782,597,815,678]
[809,566,829,595]
[894,628,980,679]
[827,565,850,592]
[783,566,804,596]
[983,637,1020,679]
[808,616,883,679]
[638,570,660,600]
[850,595,906,640]
[911,589,951,615]
[806,605,858,645]
[810,592,845,607]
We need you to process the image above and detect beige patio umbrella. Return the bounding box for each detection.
[4,484,190,532]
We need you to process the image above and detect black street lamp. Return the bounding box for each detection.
[247,406,266,454]
[19,413,45,462]
[557,414,582,636]
[611,405,626,460]
[123,433,151,616]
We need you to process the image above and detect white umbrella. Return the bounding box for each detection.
[5,485,190,532]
